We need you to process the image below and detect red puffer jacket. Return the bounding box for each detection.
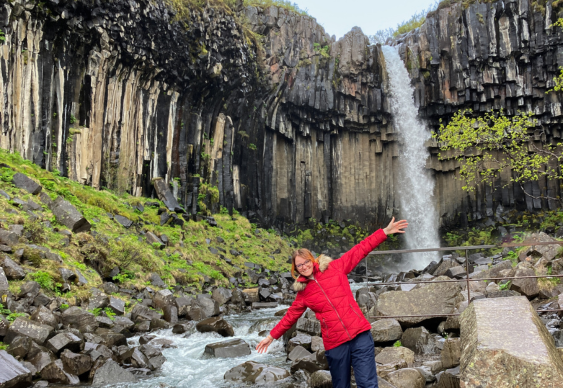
[270,229,387,351]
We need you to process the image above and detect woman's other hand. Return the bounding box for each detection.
[256,335,274,354]
[383,217,408,235]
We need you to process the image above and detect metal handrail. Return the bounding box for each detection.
[365,240,563,320]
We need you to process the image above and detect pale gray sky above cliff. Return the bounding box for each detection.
[295,0,437,40]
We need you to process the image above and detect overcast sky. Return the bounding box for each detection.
[294,0,437,40]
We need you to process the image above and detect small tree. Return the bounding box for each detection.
[434,109,563,202]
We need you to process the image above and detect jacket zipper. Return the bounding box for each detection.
[313,278,352,340]
[349,303,362,320]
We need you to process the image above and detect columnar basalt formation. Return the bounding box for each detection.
[1,0,563,231]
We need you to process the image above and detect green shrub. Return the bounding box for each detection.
[393,340,402,347]
[29,271,54,290]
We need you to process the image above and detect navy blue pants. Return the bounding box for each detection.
[325,330,378,388]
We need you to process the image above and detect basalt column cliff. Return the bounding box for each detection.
[1,0,563,231]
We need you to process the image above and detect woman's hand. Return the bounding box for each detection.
[383,217,408,235]
[256,335,274,354]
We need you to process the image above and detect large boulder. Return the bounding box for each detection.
[195,317,235,337]
[91,359,137,386]
[40,359,79,385]
[290,350,329,374]
[296,317,321,336]
[50,196,91,233]
[46,332,82,355]
[386,368,425,388]
[30,306,58,329]
[460,296,563,387]
[224,361,290,384]
[204,339,251,358]
[12,173,42,195]
[0,350,32,387]
[212,288,232,306]
[371,319,403,343]
[441,338,461,369]
[509,268,539,298]
[153,178,183,212]
[375,282,461,325]
[61,307,98,333]
[4,317,53,345]
[0,256,26,280]
[195,295,220,318]
[153,289,175,311]
[0,268,8,295]
[60,349,93,376]
[375,347,415,368]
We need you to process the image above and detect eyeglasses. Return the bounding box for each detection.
[296,260,312,270]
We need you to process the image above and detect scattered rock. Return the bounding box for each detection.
[0,256,26,279]
[0,350,32,387]
[41,359,79,385]
[371,319,403,343]
[386,368,425,388]
[91,359,137,386]
[12,173,42,195]
[196,317,235,337]
[441,338,461,369]
[50,196,91,233]
[375,347,415,368]
[203,338,251,358]
[5,317,54,346]
[224,361,290,384]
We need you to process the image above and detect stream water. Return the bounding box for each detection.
[381,45,440,268]
[120,283,369,388]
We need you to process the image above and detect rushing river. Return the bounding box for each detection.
[121,282,369,388]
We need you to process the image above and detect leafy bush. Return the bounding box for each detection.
[29,271,55,290]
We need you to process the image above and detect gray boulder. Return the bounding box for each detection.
[375,347,415,368]
[162,305,178,324]
[376,282,461,325]
[0,268,8,295]
[12,173,42,195]
[0,350,32,387]
[153,178,183,212]
[40,359,79,385]
[88,293,109,311]
[224,361,290,384]
[204,338,251,358]
[131,304,162,321]
[436,366,460,388]
[153,289,175,311]
[296,317,321,336]
[0,231,19,247]
[196,317,235,337]
[0,256,25,279]
[288,333,312,352]
[510,268,539,298]
[460,296,563,386]
[46,332,82,355]
[5,317,53,345]
[60,349,92,376]
[371,319,403,343]
[107,297,125,316]
[195,295,219,318]
[61,307,98,333]
[29,306,58,329]
[212,287,232,305]
[50,196,91,233]
[309,370,333,387]
[441,338,461,369]
[91,359,137,386]
[287,345,311,362]
[290,350,329,374]
[386,368,425,388]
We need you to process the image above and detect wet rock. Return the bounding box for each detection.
[375,347,415,367]
[131,348,149,369]
[95,328,126,347]
[61,307,98,333]
[290,350,329,373]
[41,359,79,385]
[196,317,235,337]
[5,317,53,345]
[91,359,137,386]
[172,322,196,334]
[386,368,425,388]
[138,345,166,370]
[287,345,311,362]
[46,332,82,355]
[0,256,26,279]
[288,332,312,352]
[12,173,42,195]
[252,302,278,309]
[401,326,437,355]
[224,361,290,384]
[376,282,461,325]
[371,318,403,343]
[0,350,32,387]
[242,288,260,303]
[204,338,251,358]
[441,338,461,369]
[50,196,91,233]
[460,296,563,386]
[60,349,92,376]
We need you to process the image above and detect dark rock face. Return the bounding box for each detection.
[0,256,26,280]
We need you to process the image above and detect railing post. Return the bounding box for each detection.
[465,249,471,305]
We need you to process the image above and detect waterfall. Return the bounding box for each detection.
[382,45,440,267]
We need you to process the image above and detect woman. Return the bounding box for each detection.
[256,217,408,388]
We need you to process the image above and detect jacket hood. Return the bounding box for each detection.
[292,254,332,292]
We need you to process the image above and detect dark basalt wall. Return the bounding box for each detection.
[1,0,562,232]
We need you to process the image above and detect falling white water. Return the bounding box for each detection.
[382,45,440,267]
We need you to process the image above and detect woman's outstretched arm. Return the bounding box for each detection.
[331,217,408,275]
[256,292,307,354]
